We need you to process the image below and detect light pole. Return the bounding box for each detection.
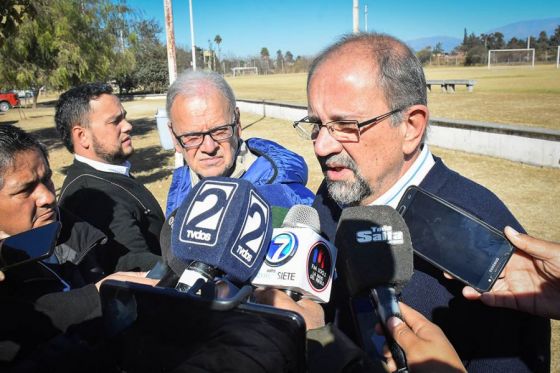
[353,0,359,33]
[365,5,368,32]
[189,0,197,70]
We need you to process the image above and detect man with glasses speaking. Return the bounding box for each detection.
[295,33,550,372]
[165,70,314,215]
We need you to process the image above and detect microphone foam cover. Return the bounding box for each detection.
[282,204,321,233]
[171,177,272,284]
[335,205,413,296]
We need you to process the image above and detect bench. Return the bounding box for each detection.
[426,79,476,93]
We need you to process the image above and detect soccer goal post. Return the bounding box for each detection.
[487,48,535,68]
[231,67,259,76]
[557,46,559,69]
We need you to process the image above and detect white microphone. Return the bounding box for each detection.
[252,205,337,303]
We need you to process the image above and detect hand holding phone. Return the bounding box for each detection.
[397,186,513,292]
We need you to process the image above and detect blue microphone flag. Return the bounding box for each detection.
[171,177,272,283]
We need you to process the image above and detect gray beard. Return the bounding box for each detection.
[321,154,373,205]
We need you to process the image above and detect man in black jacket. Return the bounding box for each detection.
[55,83,164,273]
[0,124,157,371]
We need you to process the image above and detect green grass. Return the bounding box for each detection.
[226,64,560,130]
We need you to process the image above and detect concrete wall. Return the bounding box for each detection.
[237,99,560,169]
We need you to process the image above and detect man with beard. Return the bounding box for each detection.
[295,33,550,372]
[56,83,164,273]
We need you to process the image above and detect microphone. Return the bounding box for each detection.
[168,177,273,292]
[335,205,413,373]
[252,205,337,303]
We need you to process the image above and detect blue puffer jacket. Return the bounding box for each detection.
[166,138,315,215]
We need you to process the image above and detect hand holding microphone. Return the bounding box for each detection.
[252,204,337,303]
[163,177,272,297]
[335,205,414,373]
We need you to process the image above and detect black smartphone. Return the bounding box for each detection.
[100,281,307,372]
[396,186,513,292]
[0,221,62,270]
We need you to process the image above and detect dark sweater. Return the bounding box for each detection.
[59,159,164,272]
[313,157,550,372]
[0,261,103,371]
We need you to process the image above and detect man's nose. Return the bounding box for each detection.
[199,133,219,152]
[36,183,56,207]
[121,118,133,133]
[314,126,343,158]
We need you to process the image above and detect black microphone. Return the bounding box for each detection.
[252,205,337,303]
[335,205,413,373]
[168,177,273,293]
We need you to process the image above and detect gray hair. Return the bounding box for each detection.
[308,33,427,127]
[166,70,237,122]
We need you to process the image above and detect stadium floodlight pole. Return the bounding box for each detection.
[163,0,177,83]
[353,0,359,33]
[365,5,368,32]
[189,0,197,70]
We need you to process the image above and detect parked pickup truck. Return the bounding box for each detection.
[0,92,20,112]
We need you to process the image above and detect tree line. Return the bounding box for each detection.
[416,25,560,66]
[0,0,314,104]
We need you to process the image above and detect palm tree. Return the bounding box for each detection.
[214,34,222,72]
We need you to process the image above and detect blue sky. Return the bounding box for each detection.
[125,0,559,57]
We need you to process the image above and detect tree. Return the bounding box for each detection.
[416,47,432,64]
[275,49,284,72]
[214,34,222,72]
[0,0,123,107]
[433,42,444,55]
[284,51,294,64]
[260,47,270,73]
[128,18,168,93]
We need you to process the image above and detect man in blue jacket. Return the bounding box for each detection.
[294,33,550,372]
[165,70,314,215]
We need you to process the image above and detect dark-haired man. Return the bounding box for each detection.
[297,33,550,372]
[0,124,157,370]
[55,83,164,273]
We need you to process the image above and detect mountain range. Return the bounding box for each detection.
[406,17,560,52]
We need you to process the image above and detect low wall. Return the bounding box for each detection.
[237,99,560,168]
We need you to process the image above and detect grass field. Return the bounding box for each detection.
[1,65,559,371]
[226,64,560,130]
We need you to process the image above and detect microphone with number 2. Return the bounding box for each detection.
[168,177,272,292]
[335,205,414,373]
[252,204,337,303]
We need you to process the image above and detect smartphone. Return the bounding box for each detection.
[396,186,513,292]
[100,280,307,372]
[0,221,62,270]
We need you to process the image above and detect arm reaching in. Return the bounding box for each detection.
[385,302,466,373]
[253,288,325,330]
[462,226,560,319]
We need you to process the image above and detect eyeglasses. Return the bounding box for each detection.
[293,108,402,142]
[170,122,237,149]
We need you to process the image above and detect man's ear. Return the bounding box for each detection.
[234,107,242,137]
[402,105,428,156]
[168,123,183,154]
[72,125,90,151]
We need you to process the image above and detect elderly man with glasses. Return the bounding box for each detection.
[165,70,314,216]
[288,33,550,372]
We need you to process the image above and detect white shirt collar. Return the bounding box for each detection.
[369,145,435,208]
[75,154,131,176]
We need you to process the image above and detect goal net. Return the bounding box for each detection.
[488,49,535,68]
[232,67,259,76]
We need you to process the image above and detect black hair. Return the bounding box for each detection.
[0,124,49,188]
[54,82,113,153]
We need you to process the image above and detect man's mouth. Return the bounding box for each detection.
[35,209,57,224]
